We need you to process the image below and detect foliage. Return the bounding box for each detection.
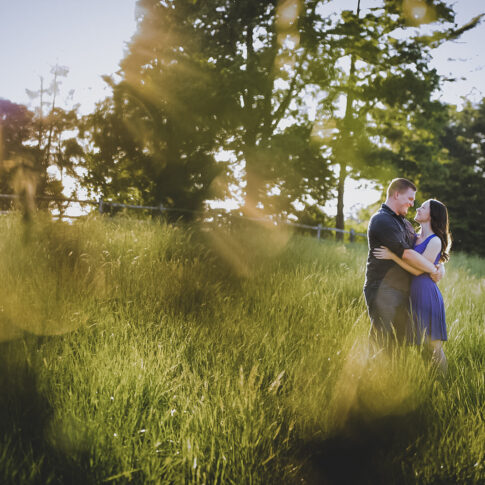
[1,215,485,484]
[81,0,238,217]
[316,0,468,232]
[0,66,82,215]
[418,100,485,255]
[81,0,336,218]
[0,99,35,208]
[77,0,481,233]
[25,65,82,200]
[3,1,483,247]
[0,99,34,161]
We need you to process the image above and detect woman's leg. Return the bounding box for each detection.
[429,340,447,375]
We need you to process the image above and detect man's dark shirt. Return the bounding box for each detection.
[364,204,416,294]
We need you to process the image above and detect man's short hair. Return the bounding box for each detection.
[387,178,416,198]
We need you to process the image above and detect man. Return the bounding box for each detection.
[364,178,442,345]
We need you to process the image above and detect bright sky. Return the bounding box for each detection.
[1,0,484,217]
[0,0,138,114]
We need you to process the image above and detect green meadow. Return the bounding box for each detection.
[0,214,484,484]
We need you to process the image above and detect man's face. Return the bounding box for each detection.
[395,188,416,216]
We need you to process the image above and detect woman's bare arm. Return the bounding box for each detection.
[374,238,443,279]
[373,246,423,276]
[402,248,438,274]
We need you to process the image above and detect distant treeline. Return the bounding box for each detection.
[0,1,483,254]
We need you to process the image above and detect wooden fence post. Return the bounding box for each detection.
[349,228,355,243]
[317,224,322,241]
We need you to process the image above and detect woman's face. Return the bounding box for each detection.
[415,200,431,223]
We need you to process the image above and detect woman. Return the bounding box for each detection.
[373,199,451,372]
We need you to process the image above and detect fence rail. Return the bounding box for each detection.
[0,193,366,242]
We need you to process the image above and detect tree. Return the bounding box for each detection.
[0,99,35,209]
[0,99,33,162]
[82,0,336,220]
[316,0,480,238]
[196,0,336,217]
[26,65,82,206]
[418,100,485,255]
[81,1,237,217]
[81,0,482,230]
[0,66,83,217]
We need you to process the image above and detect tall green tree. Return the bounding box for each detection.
[418,100,485,255]
[317,0,480,237]
[190,0,336,217]
[82,0,336,220]
[81,0,236,216]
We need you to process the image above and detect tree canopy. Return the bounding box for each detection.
[0,0,483,253]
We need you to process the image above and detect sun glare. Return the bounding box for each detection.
[402,0,437,25]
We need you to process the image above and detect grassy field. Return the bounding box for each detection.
[0,214,484,484]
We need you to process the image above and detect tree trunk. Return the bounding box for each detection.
[335,0,360,241]
[243,139,261,217]
[335,161,347,241]
[242,21,261,217]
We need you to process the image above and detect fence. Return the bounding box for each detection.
[0,193,366,242]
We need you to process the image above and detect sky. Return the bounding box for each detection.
[0,0,138,114]
[1,0,484,217]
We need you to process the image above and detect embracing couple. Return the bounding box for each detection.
[364,178,451,372]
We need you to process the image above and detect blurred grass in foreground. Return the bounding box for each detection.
[0,214,484,484]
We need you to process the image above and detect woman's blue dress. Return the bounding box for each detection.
[410,234,447,342]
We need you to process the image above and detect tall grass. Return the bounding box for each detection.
[0,214,484,484]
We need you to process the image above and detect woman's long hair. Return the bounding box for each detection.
[429,199,452,262]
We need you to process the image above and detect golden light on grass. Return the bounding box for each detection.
[0,216,108,339]
[0,215,484,482]
[354,349,421,417]
[204,228,252,278]
[328,337,369,429]
[205,215,292,279]
[328,338,427,432]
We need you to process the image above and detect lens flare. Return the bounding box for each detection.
[402,0,437,26]
[277,32,300,50]
[274,0,302,76]
[276,0,301,31]
[0,216,107,340]
[275,53,297,73]
[205,204,291,279]
[311,119,337,144]
[328,337,369,429]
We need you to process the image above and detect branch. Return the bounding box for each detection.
[447,14,484,41]
[415,14,484,48]
[271,61,303,131]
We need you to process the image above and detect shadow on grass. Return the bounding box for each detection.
[0,337,94,485]
[294,403,430,485]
